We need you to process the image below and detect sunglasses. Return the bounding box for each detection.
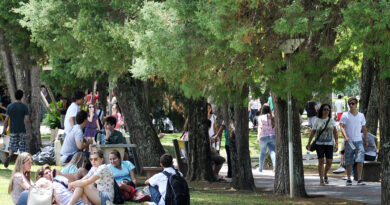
[348,102,356,106]
[323,108,330,111]
[90,157,99,162]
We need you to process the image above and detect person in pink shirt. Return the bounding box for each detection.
[257,105,276,172]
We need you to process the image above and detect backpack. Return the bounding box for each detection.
[163,170,190,205]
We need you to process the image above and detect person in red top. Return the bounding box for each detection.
[86,91,99,105]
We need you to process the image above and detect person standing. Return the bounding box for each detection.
[334,95,345,121]
[1,90,32,168]
[256,105,276,172]
[305,100,318,128]
[340,97,368,186]
[306,104,338,185]
[64,91,85,137]
[248,97,260,125]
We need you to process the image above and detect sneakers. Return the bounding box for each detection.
[333,167,345,174]
[346,180,352,186]
[357,180,366,185]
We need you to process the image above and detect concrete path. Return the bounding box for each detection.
[219,166,381,204]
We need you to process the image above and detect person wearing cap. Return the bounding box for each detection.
[339,97,368,186]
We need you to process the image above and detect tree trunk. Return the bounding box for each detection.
[377,65,390,204]
[28,65,42,154]
[359,55,379,135]
[97,79,108,116]
[186,98,215,181]
[273,94,307,197]
[114,74,165,167]
[0,31,17,102]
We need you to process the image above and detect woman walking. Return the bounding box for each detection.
[257,105,276,172]
[306,103,338,185]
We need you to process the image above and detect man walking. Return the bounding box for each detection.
[340,97,368,186]
[64,91,84,137]
[1,90,32,168]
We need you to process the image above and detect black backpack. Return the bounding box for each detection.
[163,170,190,205]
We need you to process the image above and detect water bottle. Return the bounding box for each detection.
[348,140,356,150]
[101,134,106,145]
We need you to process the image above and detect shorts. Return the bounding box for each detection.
[315,145,333,159]
[99,192,111,205]
[344,141,365,166]
[210,152,225,166]
[9,133,27,152]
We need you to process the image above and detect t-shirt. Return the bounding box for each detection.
[268,96,273,110]
[250,100,260,110]
[60,124,84,163]
[108,161,135,183]
[6,102,29,133]
[312,117,336,145]
[87,164,114,201]
[148,167,182,205]
[208,114,216,138]
[257,114,275,138]
[97,129,127,144]
[335,100,344,113]
[64,102,80,135]
[340,112,366,142]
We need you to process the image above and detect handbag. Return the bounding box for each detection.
[309,117,331,152]
[27,186,53,205]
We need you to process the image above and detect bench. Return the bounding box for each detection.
[354,161,381,182]
[302,152,341,165]
[143,167,163,178]
[0,135,19,163]
[172,139,188,177]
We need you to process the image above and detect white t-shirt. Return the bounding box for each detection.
[208,114,216,137]
[148,167,182,205]
[340,112,366,142]
[312,117,336,145]
[334,100,344,113]
[250,100,260,110]
[64,102,80,135]
[87,164,115,201]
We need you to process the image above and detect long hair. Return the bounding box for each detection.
[8,152,32,194]
[260,105,271,115]
[110,149,122,165]
[68,152,87,169]
[317,103,331,118]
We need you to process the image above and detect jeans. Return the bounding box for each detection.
[149,185,161,204]
[259,135,276,172]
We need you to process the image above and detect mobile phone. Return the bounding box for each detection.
[52,169,56,178]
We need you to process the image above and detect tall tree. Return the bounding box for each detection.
[0,0,42,153]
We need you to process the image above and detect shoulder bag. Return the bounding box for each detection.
[27,186,53,205]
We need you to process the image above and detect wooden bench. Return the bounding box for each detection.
[91,144,136,164]
[0,134,19,163]
[143,167,163,179]
[354,161,381,182]
[172,139,188,177]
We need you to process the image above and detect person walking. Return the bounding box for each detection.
[334,95,345,121]
[256,105,276,172]
[306,104,338,185]
[64,91,85,137]
[340,97,368,186]
[1,90,32,168]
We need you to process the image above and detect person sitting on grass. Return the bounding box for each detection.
[68,150,115,205]
[108,150,151,202]
[8,152,33,204]
[145,154,183,205]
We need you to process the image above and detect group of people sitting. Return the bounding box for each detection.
[9,150,151,205]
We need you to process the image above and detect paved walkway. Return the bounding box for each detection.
[219,166,381,204]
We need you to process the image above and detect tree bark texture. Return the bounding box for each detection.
[223,86,255,190]
[0,31,41,154]
[273,95,307,197]
[377,70,390,205]
[114,74,165,168]
[187,98,215,181]
[97,79,108,117]
[359,55,379,135]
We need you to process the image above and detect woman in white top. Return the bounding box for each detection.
[68,150,115,205]
[207,103,219,150]
[8,152,33,204]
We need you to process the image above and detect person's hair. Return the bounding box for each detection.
[206,119,212,129]
[68,152,87,169]
[160,154,173,168]
[207,103,213,114]
[15,90,24,100]
[338,94,342,99]
[317,103,331,118]
[110,150,122,164]
[40,85,46,88]
[105,116,117,126]
[72,90,85,102]
[35,164,51,181]
[76,110,88,124]
[9,152,32,194]
[75,168,88,179]
[348,97,358,104]
[91,150,104,159]
[261,105,271,115]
